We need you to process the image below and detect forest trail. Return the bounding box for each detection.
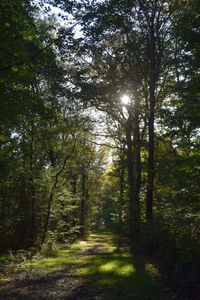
[0,234,168,300]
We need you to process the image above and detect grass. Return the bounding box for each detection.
[25,244,82,274]
[75,235,162,300]
[2,234,164,299]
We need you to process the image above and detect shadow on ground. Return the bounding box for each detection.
[0,264,101,300]
[0,234,169,300]
[75,235,163,300]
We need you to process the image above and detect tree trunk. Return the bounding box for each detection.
[80,171,88,237]
[146,18,157,222]
[41,186,55,244]
[71,175,77,227]
[1,192,5,217]
[146,91,155,221]
[118,148,125,233]
[125,120,140,240]
[134,95,142,228]
[29,127,35,246]
[41,147,75,244]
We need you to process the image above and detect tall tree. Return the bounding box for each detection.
[56,0,175,239]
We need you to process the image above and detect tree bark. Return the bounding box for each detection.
[146,86,155,221]
[134,95,142,227]
[118,148,125,233]
[71,175,77,227]
[80,171,88,237]
[29,126,35,246]
[125,118,140,240]
[146,13,157,222]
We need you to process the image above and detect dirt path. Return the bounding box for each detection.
[0,234,168,300]
[0,235,113,300]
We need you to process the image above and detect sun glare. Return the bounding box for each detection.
[121,95,130,105]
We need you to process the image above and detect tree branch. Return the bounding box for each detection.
[0,22,80,72]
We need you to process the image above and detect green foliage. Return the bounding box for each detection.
[139,219,200,298]
[0,1,199,297]
[39,242,58,257]
[0,0,106,252]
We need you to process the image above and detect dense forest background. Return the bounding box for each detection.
[0,0,199,296]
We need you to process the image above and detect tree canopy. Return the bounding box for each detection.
[0,0,199,298]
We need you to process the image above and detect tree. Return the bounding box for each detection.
[55,0,177,241]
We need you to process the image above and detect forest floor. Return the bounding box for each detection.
[0,234,175,300]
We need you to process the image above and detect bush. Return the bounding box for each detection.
[39,242,58,257]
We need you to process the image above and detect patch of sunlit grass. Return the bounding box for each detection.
[76,250,162,300]
[25,248,80,274]
[21,234,162,299]
[100,260,135,276]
